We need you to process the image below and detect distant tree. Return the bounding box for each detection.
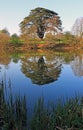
[20,7,62,39]
[11,33,19,38]
[10,33,23,44]
[72,17,83,38]
[1,28,10,36]
[62,31,75,44]
[0,33,10,44]
[0,29,10,44]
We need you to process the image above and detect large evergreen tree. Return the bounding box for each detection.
[20,7,62,39]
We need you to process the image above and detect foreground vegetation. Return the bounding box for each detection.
[0,80,27,130]
[0,80,83,130]
[31,97,83,130]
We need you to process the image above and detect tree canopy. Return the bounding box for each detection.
[0,28,10,36]
[20,7,62,39]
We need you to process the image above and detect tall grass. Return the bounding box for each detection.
[0,80,27,130]
[30,97,83,130]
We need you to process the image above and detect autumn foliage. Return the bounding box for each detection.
[0,32,10,44]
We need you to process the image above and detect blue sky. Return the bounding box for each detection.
[0,0,83,35]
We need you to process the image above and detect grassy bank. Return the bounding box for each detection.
[0,80,83,130]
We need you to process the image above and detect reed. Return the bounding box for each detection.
[30,96,83,130]
[0,79,27,130]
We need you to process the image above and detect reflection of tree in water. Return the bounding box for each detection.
[71,55,83,77]
[0,50,10,65]
[21,55,63,85]
[0,66,2,72]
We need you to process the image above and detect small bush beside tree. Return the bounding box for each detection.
[10,33,24,45]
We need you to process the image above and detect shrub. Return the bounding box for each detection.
[10,33,24,45]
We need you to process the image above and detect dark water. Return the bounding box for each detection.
[0,50,83,118]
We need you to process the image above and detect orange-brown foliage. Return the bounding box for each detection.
[0,33,10,44]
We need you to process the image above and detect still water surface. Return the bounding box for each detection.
[0,50,83,117]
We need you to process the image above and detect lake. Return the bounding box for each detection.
[0,50,83,119]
